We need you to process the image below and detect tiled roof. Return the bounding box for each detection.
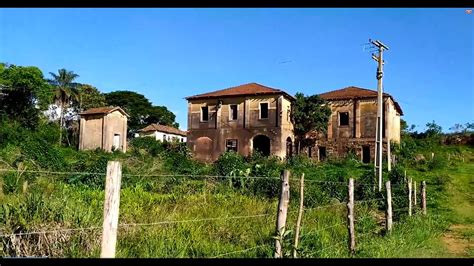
[185,82,295,101]
[79,106,129,117]
[319,86,403,115]
[138,123,187,137]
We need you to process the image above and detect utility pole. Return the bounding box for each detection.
[370,39,389,192]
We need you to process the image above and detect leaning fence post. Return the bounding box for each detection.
[101,161,122,258]
[275,170,290,258]
[385,180,392,233]
[293,173,305,258]
[421,181,427,215]
[408,178,412,217]
[347,178,355,256]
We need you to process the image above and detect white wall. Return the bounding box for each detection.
[139,131,186,143]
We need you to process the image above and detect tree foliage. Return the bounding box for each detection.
[105,90,178,131]
[291,92,331,150]
[0,64,52,129]
[76,84,106,111]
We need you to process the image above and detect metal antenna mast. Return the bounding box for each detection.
[370,39,389,192]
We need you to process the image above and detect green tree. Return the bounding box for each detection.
[0,64,52,129]
[104,90,179,132]
[76,84,107,111]
[48,69,80,145]
[291,92,331,153]
[425,120,442,137]
[145,105,179,128]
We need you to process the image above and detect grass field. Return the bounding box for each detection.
[0,144,472,258]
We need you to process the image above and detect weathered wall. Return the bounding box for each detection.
[79,110,128,153]
[313,96,401,162]
[79,114,104,151]
[187,94,294,162]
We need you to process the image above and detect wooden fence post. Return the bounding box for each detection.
[421,181,427,215]
[101,161,122,258]
[275,170,290,258]
[413,181,417,208]
[408,178,412,217]
[347,178,355,256]
[293,173,305,258]
[385,181,392,233]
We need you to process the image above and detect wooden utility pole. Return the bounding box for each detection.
[275,170,290,258]
[371,39,389,192]
[385,181,393,233]
[101,161,122,258]
[293,173,305,258]
[347,178,356,256]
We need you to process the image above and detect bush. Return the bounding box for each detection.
[129,137,164,157]
[214,151,248,177]
[427,155,448,170]
[66,150,112,189]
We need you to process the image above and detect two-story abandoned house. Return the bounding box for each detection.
[185,83,295,162]
[310,86,403,163]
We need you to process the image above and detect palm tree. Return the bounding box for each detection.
[48,69,80,145]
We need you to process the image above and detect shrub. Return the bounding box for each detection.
[427,155,448,170]
[66,150,112,189]
[214,151,248,177]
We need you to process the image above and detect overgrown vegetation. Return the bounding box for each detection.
[0,116,472,258]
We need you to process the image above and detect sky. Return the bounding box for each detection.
[0,8,472,132]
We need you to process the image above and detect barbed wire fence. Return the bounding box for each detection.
[0,163,431,258]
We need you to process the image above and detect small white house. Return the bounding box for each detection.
[137,123,187,143]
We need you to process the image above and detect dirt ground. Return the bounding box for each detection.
[441,224,474,257]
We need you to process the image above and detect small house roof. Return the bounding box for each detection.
[138,123,187,137]
[79,106,130,117]
[319,86,403,115]
[185,82,295,101]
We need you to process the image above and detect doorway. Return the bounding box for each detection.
[362,145,371,164]
[253,135,271,156]
[318,146,326,161]
[286,137,293,158]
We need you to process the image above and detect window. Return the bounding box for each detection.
[339,112,349,126]
[259,102,269,119]
[226,139,238,152]
[163,134,167,142]
[201,106,209,122]
[229,104,238,121]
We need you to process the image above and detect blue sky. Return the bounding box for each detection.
[0,8,472,132]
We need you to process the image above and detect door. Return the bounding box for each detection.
[113,134,121,151]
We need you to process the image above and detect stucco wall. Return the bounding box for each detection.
[139,131,186,142]
[313,96,401,162]
[187,94,294,162]
[79,110,128,153]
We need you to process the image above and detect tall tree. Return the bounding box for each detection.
[291,92,331,153]
[48,69,80,145]
[104,90,179,132]
[0,64,52,129]
[145,105,179,128]
[76,84,107,111]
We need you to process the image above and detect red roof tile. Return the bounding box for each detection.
[319,86,403,115]
[138,123,187,137]
[185,82,295,101]
[79,106,129,117]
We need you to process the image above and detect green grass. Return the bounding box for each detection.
[0,144,472,258]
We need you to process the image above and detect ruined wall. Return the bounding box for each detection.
[313,96,401,162]
[187,94,293,162]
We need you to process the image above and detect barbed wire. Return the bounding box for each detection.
[0,212,274,238]
[210,244,268,258]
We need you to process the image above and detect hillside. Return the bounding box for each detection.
[0,125,472,258]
